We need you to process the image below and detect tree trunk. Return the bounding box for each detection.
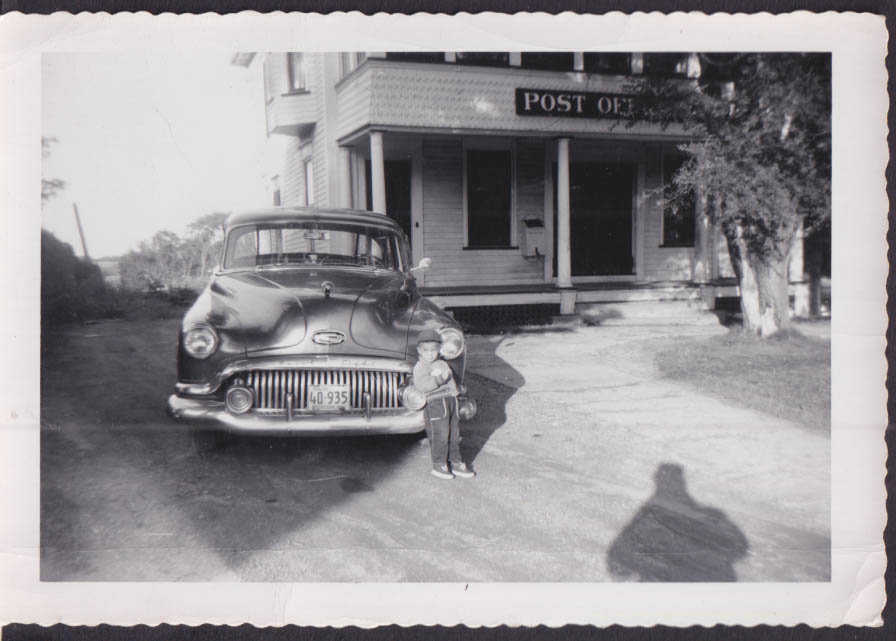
[750,253,792,336]
[724,223,762,330]
[724,223,792,337]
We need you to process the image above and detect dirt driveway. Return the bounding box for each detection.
[40,318,829,581]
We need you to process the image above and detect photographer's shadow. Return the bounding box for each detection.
[607,463,749,582]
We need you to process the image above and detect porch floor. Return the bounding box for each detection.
[421,279,738,308]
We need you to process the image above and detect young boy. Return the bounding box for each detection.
[412,329,475,480]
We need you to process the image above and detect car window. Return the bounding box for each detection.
[224,223,401,270]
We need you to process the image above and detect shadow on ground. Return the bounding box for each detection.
[458,330,528,464]
[606,463,749,581]
[40,318,524,579]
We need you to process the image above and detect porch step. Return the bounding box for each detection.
[574,299,721,326]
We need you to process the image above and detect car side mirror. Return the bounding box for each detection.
[410,257,432,273]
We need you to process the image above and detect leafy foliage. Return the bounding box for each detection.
[632,53,831,259]
[41,137,67,206]
[118,212,228,291]
[41,230,112,324]
[628,53,831,334]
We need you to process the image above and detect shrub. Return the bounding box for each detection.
[41,230,117,324]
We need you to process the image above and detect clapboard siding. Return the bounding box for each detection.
[421,138,545,287]
[515,140,545,248]
[309,54,329,206]
[641,146,694,281]
[335,64,372,139]
[281,138,305,206]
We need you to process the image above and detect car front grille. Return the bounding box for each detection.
[235,369,409,411]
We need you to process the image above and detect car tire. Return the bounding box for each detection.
[190,428,229,455]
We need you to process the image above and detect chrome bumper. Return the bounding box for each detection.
[167,394,426,436]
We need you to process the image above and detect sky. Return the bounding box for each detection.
[41,52,268,259]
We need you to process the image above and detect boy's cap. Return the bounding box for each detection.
[417,329,442,344]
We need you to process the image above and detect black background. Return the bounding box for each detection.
[3,0,893,639]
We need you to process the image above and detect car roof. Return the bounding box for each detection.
[225,207,403,231]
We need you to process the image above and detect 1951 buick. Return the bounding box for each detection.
[167,207,477,443]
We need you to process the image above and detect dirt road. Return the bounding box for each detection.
[40,317,829,581]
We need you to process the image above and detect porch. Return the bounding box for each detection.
[422,278,740,309]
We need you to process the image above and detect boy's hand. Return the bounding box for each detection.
[430,360,452,384]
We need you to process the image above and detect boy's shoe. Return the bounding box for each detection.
[451,462,476,478]
[431,464,454,480]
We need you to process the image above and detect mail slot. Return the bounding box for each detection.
[522,217,545,257]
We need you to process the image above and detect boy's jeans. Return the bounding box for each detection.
[423,396,462,465]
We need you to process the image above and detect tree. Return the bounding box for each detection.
[41,136,66,206]
[41,230,108,324]
[631,53,831,336]
[186,212,228,281]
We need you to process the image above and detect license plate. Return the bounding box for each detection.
[307,385,350,410]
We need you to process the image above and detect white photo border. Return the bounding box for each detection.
[0,10,887,627]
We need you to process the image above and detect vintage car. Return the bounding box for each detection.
[167,207,476,444]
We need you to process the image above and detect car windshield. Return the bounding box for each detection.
[223,222,404,271]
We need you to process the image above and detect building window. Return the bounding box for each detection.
[263,56,276,104]
[304,158,315,206]
[466,149,512,248]
[271,175,281,206]
[520,52,575,71]
[339,52,367,79]
[643,53,689,77]
[583,53,631,75]
[285,53,306,93]
[662,155,695,247]
[385,52,445,63]
[454,52,509,67]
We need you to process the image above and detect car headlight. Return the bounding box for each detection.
[400,385,426,411]
[183,325,218,359]
[438,327,465,359]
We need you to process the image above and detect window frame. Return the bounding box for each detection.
[659,153,696,248]
[270,174,281,206]
[384,52,446,64]
[642,53,689,78]
[583,52,632,75]
[519,52,576,72]
[304,158,316,206]
[283,52,308,94]
[339,52,368,79]
[454,52,510,67]
[462,139,518,250]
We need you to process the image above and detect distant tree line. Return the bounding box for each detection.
[41,212,229,326]
[118,212,228,292]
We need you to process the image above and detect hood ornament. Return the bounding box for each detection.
[321,280,335,298]
[312,330,345,345]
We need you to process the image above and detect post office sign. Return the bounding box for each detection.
[515,88,637,119]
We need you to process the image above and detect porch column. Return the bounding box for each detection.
[338,147,353,208]
[556,137,575,314]
[692,188,711,284]
[369,131,387,214]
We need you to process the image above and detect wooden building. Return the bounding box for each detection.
[233,52,808,316]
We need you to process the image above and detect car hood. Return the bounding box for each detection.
[212,267,416,356]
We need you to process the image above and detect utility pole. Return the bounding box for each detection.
[72,203,90,260]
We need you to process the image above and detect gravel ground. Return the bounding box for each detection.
[40,317,829,582]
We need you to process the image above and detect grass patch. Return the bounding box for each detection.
[655,329,830,431]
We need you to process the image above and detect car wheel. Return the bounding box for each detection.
[190,427,229,455]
